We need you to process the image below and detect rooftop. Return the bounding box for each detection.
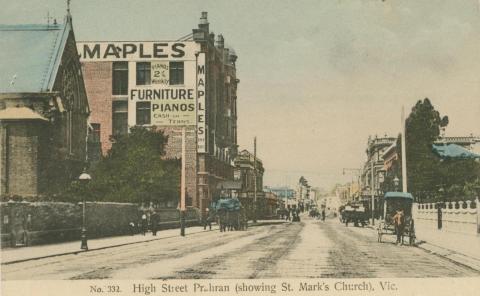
[0,21,70,93]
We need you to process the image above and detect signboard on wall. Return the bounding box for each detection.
[197,52,207,153]
[130,88,196,126]
[151,62,169,85]
[77,42,198,61]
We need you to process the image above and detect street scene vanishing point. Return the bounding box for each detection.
[1,1,480,296]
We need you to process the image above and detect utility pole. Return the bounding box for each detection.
[253,137,257,223]
[401,106,408,193]
[371,154,375,225]
[180,127,186,236]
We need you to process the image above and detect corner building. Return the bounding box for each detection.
[78,12,239,214]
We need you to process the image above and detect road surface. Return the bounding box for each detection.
[2,216,479,279]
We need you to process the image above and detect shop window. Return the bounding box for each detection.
[169,61,184,85]
[112,62,128,95]
[136,62,151,85]
[112,101,128,136]
[136,101,151,125]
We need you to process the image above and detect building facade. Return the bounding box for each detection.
[264,186,296,208]
[78,12,239,213]
[0,15,89,197]
[361,135,396,196]
[233,149,265,217]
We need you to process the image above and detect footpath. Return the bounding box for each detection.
[0,220,284,265]
[367,219,480,271]
[414,225,480,271]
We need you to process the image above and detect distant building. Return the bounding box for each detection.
[78,12,239,213]
[264,186,296,207]
[296,176,311,211]
[361,135,396,198]
[263,191,279,218]
[0,14,89,197]
[233,150,264,217]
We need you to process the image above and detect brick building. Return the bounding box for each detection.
[0,14,89,197]
[78,12,239,213]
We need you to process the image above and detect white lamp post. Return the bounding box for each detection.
[79,171,91,250]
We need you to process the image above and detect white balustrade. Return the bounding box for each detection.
[414,198,479,236]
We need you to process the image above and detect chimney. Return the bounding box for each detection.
[215,34,224,49]
[199,11,209,33]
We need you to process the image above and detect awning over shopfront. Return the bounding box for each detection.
[432,143,480,160]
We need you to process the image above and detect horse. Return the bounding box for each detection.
[217,209,227,232]
[392,210,405,244]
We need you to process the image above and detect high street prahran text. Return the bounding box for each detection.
[122,280,396,295]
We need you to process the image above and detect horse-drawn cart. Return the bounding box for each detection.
[342,200,370,227]
[211,198,247,231]
[377,192,416,245]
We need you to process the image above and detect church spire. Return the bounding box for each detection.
[66,0,72,23]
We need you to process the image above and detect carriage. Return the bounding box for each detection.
[341,200,370,227]
[211,198,247,232]
[377,192,416,245]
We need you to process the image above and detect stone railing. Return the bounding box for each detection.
[413,198,479,235]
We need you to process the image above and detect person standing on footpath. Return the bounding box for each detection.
[204,208,213,230]
[141,213,148,235]
[150,212,159,236]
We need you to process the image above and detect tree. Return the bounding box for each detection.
[404,98,448,198]
[385,98,479,202]
[74,126,180,204]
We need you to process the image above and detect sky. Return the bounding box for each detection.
[2,0,479,190]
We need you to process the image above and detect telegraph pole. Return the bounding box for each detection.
[180,127,186,236]
[253,137,257,223]
[401,106,408,193]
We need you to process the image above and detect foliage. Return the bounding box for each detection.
[383,98,480,202]
[66,126,180,204]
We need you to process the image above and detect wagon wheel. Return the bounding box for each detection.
[409,220,416,246]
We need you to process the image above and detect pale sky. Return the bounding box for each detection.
[2,0,479,190]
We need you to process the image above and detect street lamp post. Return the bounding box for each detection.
[393,176,400,192]
[79,171,91,250]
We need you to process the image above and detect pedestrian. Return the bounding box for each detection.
[150,212,159,236]
[204,208,213,230]
[286,209,291,221]
[321,209,326,222]
[141,213,148,235]
[128,221,136,236]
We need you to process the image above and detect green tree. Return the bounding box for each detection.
[404,98,448,198]
[386,98,480,202]
[75,126,180,204]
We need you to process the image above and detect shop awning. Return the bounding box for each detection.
[432,143,480,160]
